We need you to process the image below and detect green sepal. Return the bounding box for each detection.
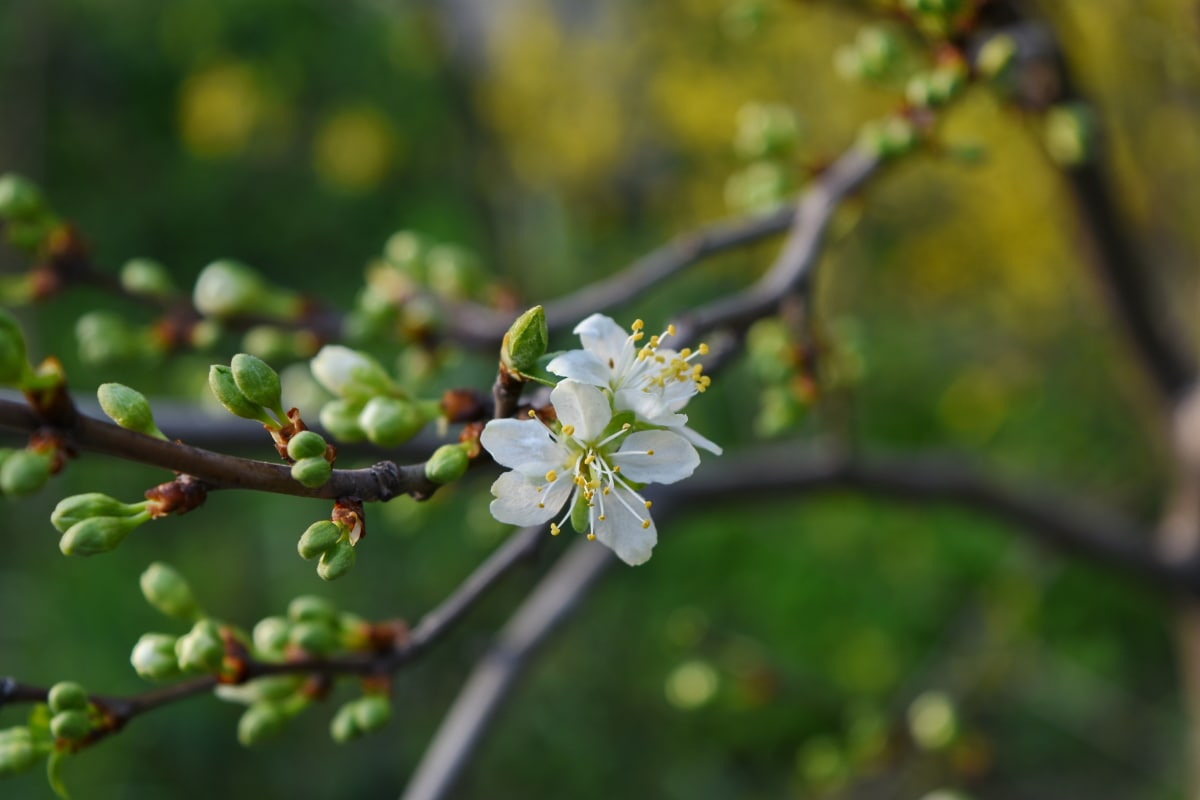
[501,305,548,377]
[46,749,69,800]
[0,308,30,386]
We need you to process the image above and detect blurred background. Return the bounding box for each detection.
[1,0,1197,797]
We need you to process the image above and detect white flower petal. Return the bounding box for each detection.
[310,345,388,398]
[480,419,562,472]
[573,314,629,365]
[545,349,612,386]
[550,379,611,441]
[677,424,723,455]
[593,487,656,565]
[489,471,562,526]
[611,430,699,484]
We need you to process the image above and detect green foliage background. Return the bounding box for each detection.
[1,0,1196,797]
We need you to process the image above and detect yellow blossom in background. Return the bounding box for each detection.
[312,107,399,192]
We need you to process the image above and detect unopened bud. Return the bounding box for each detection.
[358,396,425,447]
[319,399,367,442]
[501,305,548,377]
[353,695,392,733]
[0,174,47,221]
[140,562,201,621]
[76,310,141,367]
[51,493,145,533]
[131,633,181,680]
[175,620,225,673]
[291,456,332,488]
[193,260,266,318]
[287,595,338,624]
[58,515,144,556]
[310,345,393,400]
[286,430,327,460]
[237,702,288,746]
[231,353,285,416]
[97,383,167,439]
[50,711,91,741]
[47,682,88,714]
[330,702,362,743]
[424,443,470,484]
[976,33,1016,80]
[252,616,292,658]
[0,309,29,386]
[0,448,48,496]
[216,675,302,705]
[733,103,800,160]
[426,244,479,300]
[298,520,343,560]
[0,727,37,777]
[317,538,357,582]
[1044,103,1096,167]
[289,620,339,655]
[383,230,429,277]
[119,258,175,298]
[209,364,274,425]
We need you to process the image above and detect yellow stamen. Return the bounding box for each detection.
[528,409,537,418]
[698,342,709,355]
[561,424,575,436]
[550,524,561,536]
[667,324,676,336]
[598,514,606,521]
[632,319,644,331]
[545,470,558,482]
[646,450,655,456]
[644,500,652,509]
[587,532,596,541]
[641,520,651,529]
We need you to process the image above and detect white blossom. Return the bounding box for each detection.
[480,379,700,565]
[545,313,722,454]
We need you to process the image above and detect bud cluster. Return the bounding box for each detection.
[51,491,153,556]
[310,345,439,447]
[296,518,356,581]
[129,563,226,681]
[906,57,967,109]
[834,26,900,83]
[329,694,392,743]
[725,102,801,215]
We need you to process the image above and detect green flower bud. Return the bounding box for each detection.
[193,260,266,318]
[231,353,285,416]
[724,162,788,214]
[329,702,362,743]
[0,174,47,221]
[97,383,167,439]
[119,258,175,298]
[0,727,37,777]
[1044,103,1096,167]
[383,230,429,278]
[424,443,470,484]
[929,67,964,104]
[317,538,357,582]
[733,103,800,160]
[287,430,327,460]
[0,308,29,386]
[47,682,89,714]
[298,520,343,560]
[209,364,274,425]
[237,702,288,746]
[834,44,866,82]
[59,514,146,556]
[358,396,425,447]
[140,562,201,621]
[216,675,303,705]
[977,33,1017,80]
[75,310,141,367]
[291,456,332,488]
[0,448,50,496]
[51,493,144,533]
[175,620,225,673]
[501,305,548,377]
[241,325,300,361]
[425,244,480,300]
[252,616,292,658]
[353,695,392,733]
[289,620,339,655]
[908,691,959,751]
[906,74,935,108]
[287,595,338,624]
[319,399,367,442]
[310,345,393,401]
[130,633,181,680]
[49,710,91,741]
